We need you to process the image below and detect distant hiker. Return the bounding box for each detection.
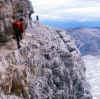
[36,15,39,23]
[12,18,24,49]
[29,10,33,21]
[29,10,33,27]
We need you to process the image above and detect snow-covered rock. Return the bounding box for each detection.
[0,0,92,99]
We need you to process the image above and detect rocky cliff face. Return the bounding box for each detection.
[0,23,92,99]
[0,0,33,42]
[0,0,92,99]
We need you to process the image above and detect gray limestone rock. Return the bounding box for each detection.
[0,22,92,99]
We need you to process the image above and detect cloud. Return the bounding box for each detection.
[83,55,100,99]
[30,0,100,22]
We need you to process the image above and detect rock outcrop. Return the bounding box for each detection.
[0,22,92,99]
[0,0,92,99]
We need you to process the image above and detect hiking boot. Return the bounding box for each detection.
[18,45,21,49]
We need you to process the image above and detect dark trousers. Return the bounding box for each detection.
[15,30,22,48]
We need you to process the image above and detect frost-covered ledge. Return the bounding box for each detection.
[0,22,92,99]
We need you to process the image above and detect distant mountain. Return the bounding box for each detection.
[67,27,100,56]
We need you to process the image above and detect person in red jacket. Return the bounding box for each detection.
[12,18,24,49]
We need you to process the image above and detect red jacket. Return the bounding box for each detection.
[13,21,24,33]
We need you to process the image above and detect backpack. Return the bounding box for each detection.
[13,21,24,33]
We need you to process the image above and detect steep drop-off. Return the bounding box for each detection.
[0,0,92,99]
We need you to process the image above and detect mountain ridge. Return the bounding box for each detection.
[67,27,100,55]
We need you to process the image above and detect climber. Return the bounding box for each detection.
[36,15,39,23]
[29,10,34,27]
[12,18,24,49]
[29,10,33,20]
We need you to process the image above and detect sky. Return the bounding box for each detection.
[30,0,100,28]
